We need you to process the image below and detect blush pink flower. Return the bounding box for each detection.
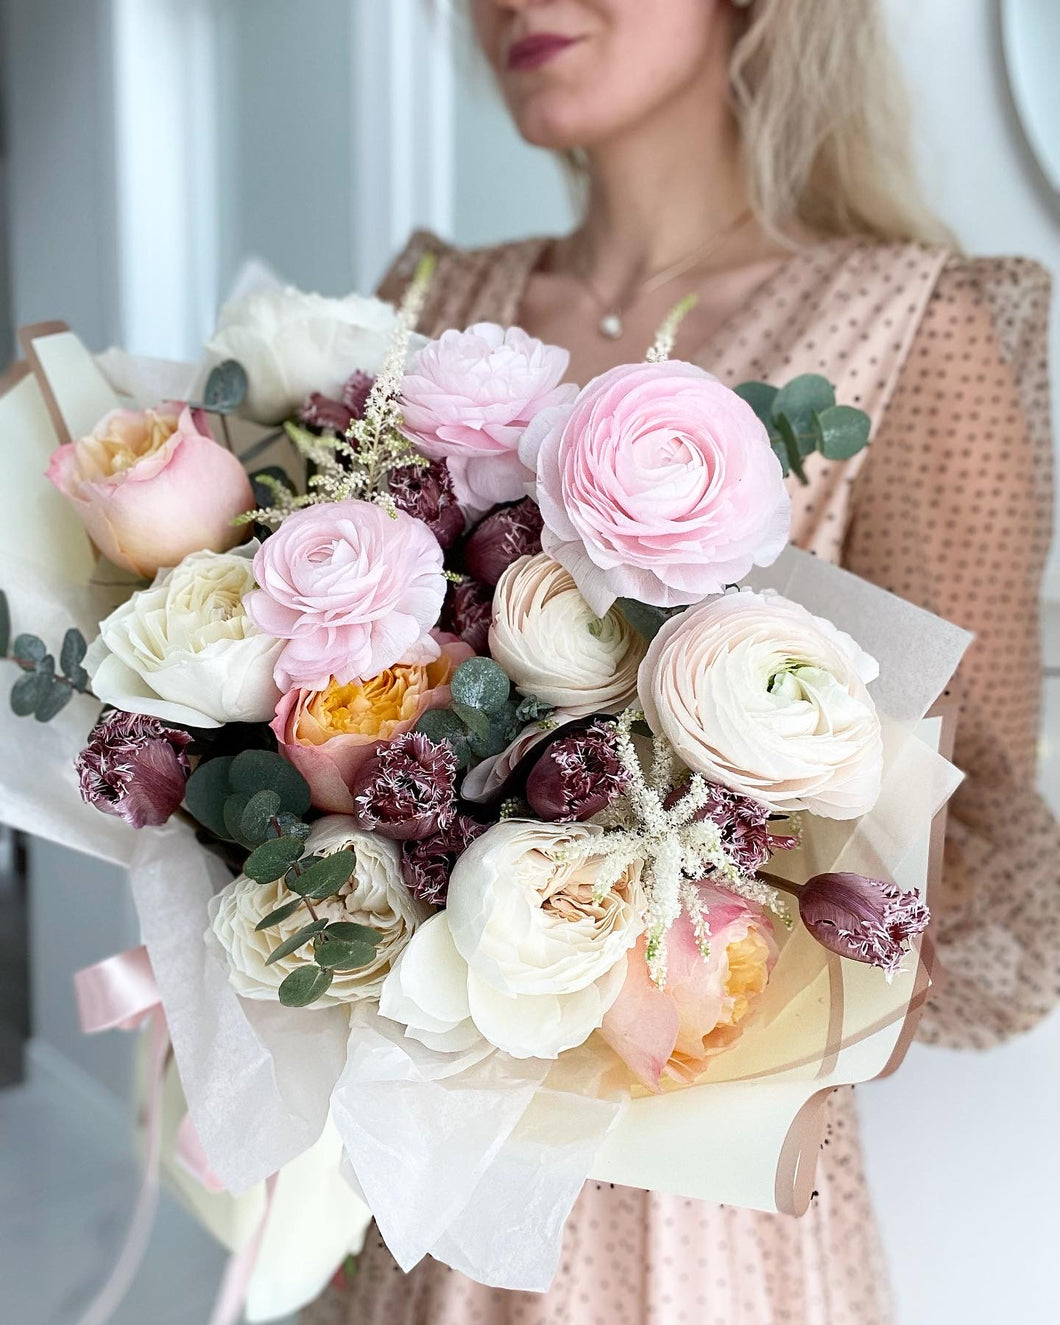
[47,405,253,578]
[520,361,791,616]
[600,883,777,1091]
[400,323,578,509]
[245,500,447,692]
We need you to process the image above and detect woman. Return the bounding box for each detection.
[308,1,1058,1321]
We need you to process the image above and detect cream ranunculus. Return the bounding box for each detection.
[205,286,427,425]
[380,820,644,1059]
[489,553,647,717]
[210,814,430,1007]
[640,590,883,819]
[84,542,282,729]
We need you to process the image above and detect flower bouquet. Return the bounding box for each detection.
[0,264,970,1317]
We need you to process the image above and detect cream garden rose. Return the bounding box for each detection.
[85,543,282,729]
[380,820,644,1059]
[488,553,647,717]
[210,814,430,1007]
[639,590,883,819]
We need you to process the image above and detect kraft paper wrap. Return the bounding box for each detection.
[0,332,972,1304]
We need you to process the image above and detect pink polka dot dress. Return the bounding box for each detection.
[302,232,1058,1325]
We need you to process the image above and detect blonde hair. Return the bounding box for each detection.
[729,0,952,246]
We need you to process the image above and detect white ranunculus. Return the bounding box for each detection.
[205,286,427,425]
[489,553,647,717]
[210,814,430,1007]
[640,590,883,819]
[85,542,282,729]
[380,820,644,1059]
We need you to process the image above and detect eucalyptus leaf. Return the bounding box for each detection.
[451,701,491,743]
[10,670,47,717]
[228,749,311,817]
[415,709,473,768]
[324,921,381,946]
[264,919,328,966]
[184,756,236,840]
[297,850,358,900]
[279,965,334,1008]
[0,590,10,656]
[467,699,521,759]
[239,789,283,845]
[774,415,808,485]
[12,634,46,666]
[60,628,87,679]
[201,359,248,414]
[265,813,312,842]
[816,404,871,461]
[772,374,835,436]
[254,898,306,930]
[244,834,306,884]
[314,940,376,971]
[449,657,511,715]
[616,598,671,642]
[514,695,554,724]
[35,678,73,722]
[734,380,780,429]
[223,793,252,846]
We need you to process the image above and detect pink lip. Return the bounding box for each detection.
[507,33,579,73]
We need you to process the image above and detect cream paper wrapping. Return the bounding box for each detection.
[0,336,973,1301]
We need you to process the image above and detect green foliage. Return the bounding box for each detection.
[264,920,328,966]
[415,709,473,769]
[514,694,554,724]
[245,835,306,884]
[229,749,312,817]
[417,658,523,767]
[1,606,93,722]
[449,658,511,715]
[279,965,334,1007]
[323,921,380,946]
[734,374,872,485]
[616,598,672,642]
[198,359,248,414]
[314,939,377,971]
[184,749,311,845]
[294,850,357,900]
[239,789,283,844]
[254,898,306,931]
[184,757,236,839]
[0,591,9,657]
[13,634,46,666]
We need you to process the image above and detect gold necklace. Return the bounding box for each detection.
[573,209,752,341]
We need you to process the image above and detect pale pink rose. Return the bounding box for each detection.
[245,500,447,692]
[400,323,578,509]
[47,405,253,578]
[600,883,777,1091]
[520,361,791,616]
[272,636,473,814]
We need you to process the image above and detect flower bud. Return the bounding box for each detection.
[441,578,494,654]
[524,721,628,822]
[664,782,798,874]
[348,731,458,841]
[799,872,929,975]
[389,460,465,550]
[299,370,376,434]
[463,498,543,587]
[76,712,192,829]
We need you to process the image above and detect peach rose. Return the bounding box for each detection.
[272,636,473,813]
[600,883,777,1091]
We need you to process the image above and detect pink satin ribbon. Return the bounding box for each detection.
[73,945,276,1325]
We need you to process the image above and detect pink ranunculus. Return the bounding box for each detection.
[600,883,777,1092]
[272,636,473,814]
[520,361,791,617]
[245,499,447,692]
[46,405,254,578]
[400,323,578,509]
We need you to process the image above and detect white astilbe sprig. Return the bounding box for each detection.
[645,293,698,365]
[578,707,791,986]
[238,253,437,529]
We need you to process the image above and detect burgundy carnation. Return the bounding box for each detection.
[525,721,628,822]
[76,712,192,829]
[666,782,798,874]
[441,578,494,654]
[401,813,487,907]
[799,872,930,975]
[299,370,376,434]
[389,460,465,550]
[348,731,458,841]
[463,498,544,587]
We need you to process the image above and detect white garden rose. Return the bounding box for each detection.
[380,820,644,1059]
[205,286,427,425]
[640,590,883,819]
[85,543,282,729]
[488,553,647,717]
[210,814,430,1007]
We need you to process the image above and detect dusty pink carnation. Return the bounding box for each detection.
[665,783,799,874]
[349,732,458,841]
[463,497,544,587]
[520,361,791,616]
[246,499,447,692]
[389,460,465,550]
[441,578,494,654]
[76,711,192,829]
[300,370,376,434]
[400,323,577,509]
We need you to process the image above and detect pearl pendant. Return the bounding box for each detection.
[599,312,623,340]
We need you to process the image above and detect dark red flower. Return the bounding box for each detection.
[463,498,544,586]
[348,731,458,841]
[441,578,494,654]
[666,782,798,874]
[389,460,465,550]
[799,872,930,974]
[401,814,487,907]
[299,370,376,434]
[524,721,628,822]
[76,712,192,829]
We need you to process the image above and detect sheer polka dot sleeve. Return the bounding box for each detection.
[843,256,1060,1048]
